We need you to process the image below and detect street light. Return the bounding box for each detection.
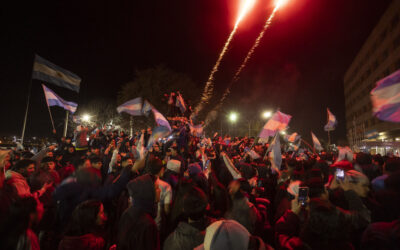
[82,114,91,122]
[262,111,272,119]
[229,112,238,123]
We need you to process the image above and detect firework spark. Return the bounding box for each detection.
[194,0,256,114]
[206,1,287,125]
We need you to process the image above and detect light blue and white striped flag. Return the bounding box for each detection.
[371,69,400,122]
[259,111,291,138]
[324,108,337,131]
[152,108,172,131]
[117,97,142,116]
[311,132,323,151]
[42,84,77,113]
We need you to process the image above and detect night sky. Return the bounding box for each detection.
[0,0,392,143]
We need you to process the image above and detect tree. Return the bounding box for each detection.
[118,65,198,130]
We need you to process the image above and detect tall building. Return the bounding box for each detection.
[343,0,400,154]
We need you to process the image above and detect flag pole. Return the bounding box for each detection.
[21,78,33,145]
[21,56,36,145]
[328,130,331,148]
[301,138,315,154]
[63,111,69,137]
[42,84,56,131]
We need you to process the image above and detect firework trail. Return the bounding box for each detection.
[194,0,256,115]
[205,5,281,126]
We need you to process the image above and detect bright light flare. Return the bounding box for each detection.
[229,112,238,123]
[82,114,91,122]
[275,0,290,9]
[262,111,272,119]
[236,0,256,26]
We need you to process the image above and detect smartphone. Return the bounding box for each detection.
[336,168,345,181]
[298,187,309,206]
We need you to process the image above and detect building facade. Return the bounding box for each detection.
[343,0,400,154]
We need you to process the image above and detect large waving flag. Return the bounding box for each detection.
[259,111,292,138]
[142,99,153,117]
[117,97,142,116]
[371,69,400,122]
[33,55,81,93]
[175,93,186,113]
[311,132,323,151]
[42,84,77,113]
[324,108,337,131]
[152,108,172,131]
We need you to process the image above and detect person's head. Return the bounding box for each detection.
[127,174,160,210]
[347,170,370,198]
[183,187,208,221]
[76,158,91,170]
[76,167,102,186]
[147,156,165,177]
[40,157,56,171]
[383,157,400,175]
[12,159,36,177]
[300,198,350,248]
[89,156,103,170]
[90,146,100,156]
[306,177,328,200]
[166,159,181,174]
[121,156,133,168]
[372,154,384,167]
[66,137,72,144]
[196,220,251,250]
[46,150,54,158]
[65,200,106,236]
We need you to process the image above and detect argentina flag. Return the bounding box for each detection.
[259,111,291,138]
[311,132,323,151]
[33,55,81,93]
[152,108,172,131]
[371,69,400,122]
[324,108,337,131]
[42,84,77,113]
[117,97,142,116]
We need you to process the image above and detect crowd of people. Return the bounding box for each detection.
[1,116,400,250]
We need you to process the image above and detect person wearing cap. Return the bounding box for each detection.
[117,174,161,250]
[163,159,182,190]
[194,219,270,250]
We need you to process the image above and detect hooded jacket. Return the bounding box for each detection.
[117,174,159,250]
[5,170,31,197]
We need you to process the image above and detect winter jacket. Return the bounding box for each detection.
[225,196,261,234]
[163,217,214,250]
[117,174,160,250]
[58,233,105,250]
[5,170,31,197]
